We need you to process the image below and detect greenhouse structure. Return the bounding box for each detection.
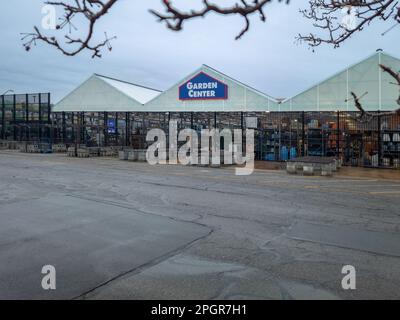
[0,93,51,142]
[1,50,400,168]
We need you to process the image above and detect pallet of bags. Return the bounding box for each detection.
[118,149,132,160]
[53,144,67,153]
[77,148,90,158]
[67,147,76,157]
[124,149,147,162]
[88,147,100,157]
[18,142,29,153]
[137,149,147,162]
[99,147,114,157]
[127,150,138,161]
[110,146,123,157]
[26,144,40,153]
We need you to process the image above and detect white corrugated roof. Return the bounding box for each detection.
[95,74,162,104]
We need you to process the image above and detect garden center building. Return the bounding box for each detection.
[1,50,400,168]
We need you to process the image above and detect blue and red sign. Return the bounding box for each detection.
[107,119,116,134]
[179,72,228,101]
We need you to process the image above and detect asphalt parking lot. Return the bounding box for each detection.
[1,151,400,299]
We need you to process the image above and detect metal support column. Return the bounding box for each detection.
[81,112,85,144]
[301,111,305,156]
[12,94,16,140]
[46,93,51,141]
[125,112,130,146]
[104,112,108,146]
[190,112,194,130]
[336,111,340,158]
[25,94,29,142]
[378,111,382,167]
[47,93,51,123]
[1,95,5,140]
[71,112,75,142]
[115,112,119,145]
[241,112,245,152]
[62,112,66,142]
[167,112,171,152]
[214,112,217,129]
[74,112,81,156]
[25,94,29,123]
[38,93,42,141]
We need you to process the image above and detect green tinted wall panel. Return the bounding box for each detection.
[282,52,400,112]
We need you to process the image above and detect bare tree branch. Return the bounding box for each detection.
[24,0,290,57]
[298,0,400,49]
[380,63,400,106]
[22,0,400,62]
[150,0,290,40]
[22,0,118,58]
[346,64,400,122]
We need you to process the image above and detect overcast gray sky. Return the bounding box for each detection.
[1,0,399,103]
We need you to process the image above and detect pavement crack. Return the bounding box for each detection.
[72,228,214,300]
[66,193,211,230]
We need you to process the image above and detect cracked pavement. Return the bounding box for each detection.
[1,151,400,299]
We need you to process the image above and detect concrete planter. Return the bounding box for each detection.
[100,147,115,157]
[67,147,76,157]
[303,166,314,176]
[77,148,89,158]
[137,150,147,162]
[88,147,100,157]
[27,144,41,153]
[118,150,128,160]
[53,144,67,153]
[19,143,28,153]
[286,163,297,174]
[321,169,333,176]
[10,141,18,150]
[111,146,124,153]
[128,150,138,161]
[296,163,305,174]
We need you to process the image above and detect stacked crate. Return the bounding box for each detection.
[26,144,40,153]
[87,147,100,157]
[77,148,90,158]
[118,149,147,162]
[100,147,115,157]
[67,147,76,157]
